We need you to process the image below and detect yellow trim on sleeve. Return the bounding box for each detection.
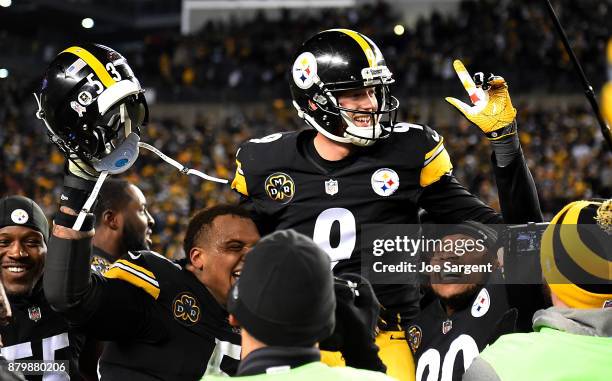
[104,267,160,299]
[231,159,249,196]
[420,145,453,187]
[424,139,444,161]
[62,46,117,88]
[114,259,156,280]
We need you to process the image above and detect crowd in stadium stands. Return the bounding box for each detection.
[2,0,609,101]
[137,0,609,101]
[1,0,610,256]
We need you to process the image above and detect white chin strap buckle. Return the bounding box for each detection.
[92,132,140,174]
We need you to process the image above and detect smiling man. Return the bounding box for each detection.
[36,42,262,380]
[46,201,260,380]
[0,196,85,381]
[231,28,539,381]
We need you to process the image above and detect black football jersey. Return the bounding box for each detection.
[232,125,499,327]
[0,283,85,381]
[67,251,241,381]
[407,273,518,381]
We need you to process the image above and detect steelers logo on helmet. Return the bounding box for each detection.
[10,209,29,224]
[288,29,400,148]
[292,52,318,90]
[265,172,295,203]
[371,168,399,197]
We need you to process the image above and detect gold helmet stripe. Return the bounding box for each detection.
[62,46,117,88]
[331,29,376,68]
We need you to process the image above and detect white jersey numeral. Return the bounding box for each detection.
[312,208,356,267]
[1,332,70,381]
[204,338,241,376]
[416,334,479,381]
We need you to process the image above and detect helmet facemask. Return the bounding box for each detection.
[301,81,399,147]
[335,84,399,146]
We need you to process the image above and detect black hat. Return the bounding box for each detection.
[0,196,49,242]
[436,221,498,250]
[228,229,335,347]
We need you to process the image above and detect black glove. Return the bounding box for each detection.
[320,274,386,372]
[55,160,100,230]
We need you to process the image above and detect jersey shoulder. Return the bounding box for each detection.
[232,131,302,196]
[385,122,453,187]
[103,250,180,300]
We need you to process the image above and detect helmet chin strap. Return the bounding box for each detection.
[340,110,382,147]
[137,142,228,184]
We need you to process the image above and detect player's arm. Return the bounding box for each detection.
[231,146,276,235]
[44,166,165,342]
[417,130,500,223]
[446,60,542,223]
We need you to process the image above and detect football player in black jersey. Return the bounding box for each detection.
[408,223,528,381]
[91,178,155,275]
[78,179,155,380]
[0,256,27,381]
[231,29,538,381]
[0,195,85,381]
[406,61,546,381]
[34,44,260,380]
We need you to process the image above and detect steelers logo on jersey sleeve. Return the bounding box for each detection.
[265,172,295,203]
[371,168,400,196]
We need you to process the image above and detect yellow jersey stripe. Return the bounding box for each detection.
[231,159,249,196]
[420,147,453,187]
[424,139,445,161]
[105,267,160,299]
[62,46,116,88]
[114,259,156,281]
[332,29,375,68]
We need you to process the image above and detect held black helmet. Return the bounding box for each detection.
[289,29,399,146]
[35,44,148,175]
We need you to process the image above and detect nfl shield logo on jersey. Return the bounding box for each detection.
[325,179,338,196]
[442,319,453,334]
[28,306,42,322]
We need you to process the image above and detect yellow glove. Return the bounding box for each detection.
[445,59,517,140]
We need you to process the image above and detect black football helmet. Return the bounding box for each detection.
[35,44,148,175]
[289,29,399,146]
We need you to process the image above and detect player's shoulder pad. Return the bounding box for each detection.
[103,250,179,300]
[232,131,300,196]
[391,122,453,187]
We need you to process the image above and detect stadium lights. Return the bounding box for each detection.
[0,69,9,79]
[393,24,405,36]
[81,18,95,29]
[0,0,11,7]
